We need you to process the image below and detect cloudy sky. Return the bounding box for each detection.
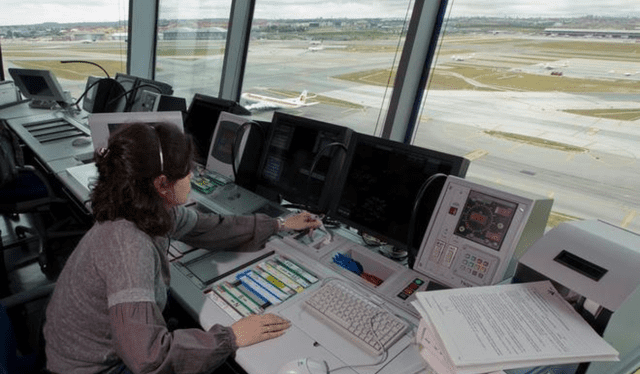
[1,0,639,27]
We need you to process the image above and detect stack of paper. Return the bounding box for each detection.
[411,281,619,374]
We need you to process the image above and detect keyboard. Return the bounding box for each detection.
[304,282,408,355]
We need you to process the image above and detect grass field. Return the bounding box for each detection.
[4,35,640,122]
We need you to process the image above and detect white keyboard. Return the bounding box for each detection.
[304,282,408,355]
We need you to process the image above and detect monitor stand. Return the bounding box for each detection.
[29,99,56,109]
[378,246,408,261]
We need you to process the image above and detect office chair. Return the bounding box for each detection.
[0,165,72,282]
[1,122,86,292]
[0,302,39,374]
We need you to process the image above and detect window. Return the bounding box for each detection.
[414,1,640,233]
[0,2,129,100]
[243,1,415,135]
[156,0,233,100]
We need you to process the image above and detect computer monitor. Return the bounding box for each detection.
[114,73,174,112]
[253,112,353,213]
[88,111,184,151]
[330,133,470,255]
[205,111,264,182]
[8,68,70,108]
[183,93,250,166]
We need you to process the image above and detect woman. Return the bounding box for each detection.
[43,123,321,374]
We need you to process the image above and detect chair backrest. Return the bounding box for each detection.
[0,303,38,374]
[0,120,24,188]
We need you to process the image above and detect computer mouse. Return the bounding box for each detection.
[72,137,92,147]
[276,357,328,374]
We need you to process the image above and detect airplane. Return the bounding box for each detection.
[240,90,320,111]
[308,40,323,52]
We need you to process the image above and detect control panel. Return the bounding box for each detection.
[413,176,552,288]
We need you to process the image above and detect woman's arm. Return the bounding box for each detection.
[174,208,322,252]
[110,301,237,374]
[178,211,279,251]
[110,302,291,374]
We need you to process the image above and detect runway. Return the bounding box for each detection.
[5,37,639,233]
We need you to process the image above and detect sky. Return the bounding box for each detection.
[1,0,639,27]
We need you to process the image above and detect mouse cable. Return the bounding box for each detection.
[327,312,389,373]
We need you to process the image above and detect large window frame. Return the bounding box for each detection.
[128,0,443,141]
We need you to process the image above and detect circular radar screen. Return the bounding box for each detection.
[454,190,518,251]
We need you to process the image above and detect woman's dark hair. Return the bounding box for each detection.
[90,122,194,237]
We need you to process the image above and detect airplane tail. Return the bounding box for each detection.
[298,90,308,104]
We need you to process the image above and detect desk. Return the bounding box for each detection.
[1,103,429,374]
[170,218,429,374]
[2,103,95,217]
[4,106,93,174]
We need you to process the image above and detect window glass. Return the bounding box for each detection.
[243,1,415,134]
[156,0,232,100]
[414,1,640,233]
[0,2,129,100]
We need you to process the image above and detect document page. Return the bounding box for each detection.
[413,281,618,373]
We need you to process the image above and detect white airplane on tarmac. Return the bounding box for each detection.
[240,90,320,111]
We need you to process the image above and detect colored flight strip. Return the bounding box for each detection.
[253,268,296,297]
[237,269,291,303]
[237,271,281,305]
[269,260,311,288]
[222,281,264,315]
[257,262,304,293]
[206,289,243,321]
[212,286,252,318]
[277,257,319,284]
[212,256,319,319]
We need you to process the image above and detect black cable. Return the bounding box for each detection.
[230,121,266,181]
[60,60,110,78]
[124,83,165,111]
[304,142,348,212]
[72,78,104,107]
[105,83,163,109]
[407,173,447,262]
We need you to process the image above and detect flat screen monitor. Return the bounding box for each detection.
[9,68,69,107]
[88,111,184,151]
[330,133,470,252]
[114,73,173,112]
[183,93,250,166]
[253,112,353,213]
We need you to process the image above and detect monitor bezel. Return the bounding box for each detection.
[114,73,174,112]
[328,132,470,251]
[253,111,352,213]
[184,93,243,166]
[88,111,184,152]
[9,68,69,104]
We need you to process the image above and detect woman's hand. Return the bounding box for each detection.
[231,313,291,347]
[281,211,322,232]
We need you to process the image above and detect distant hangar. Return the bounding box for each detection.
[544,28,640,39]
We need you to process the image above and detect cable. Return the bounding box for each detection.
[304,141,348,211]
[60,60,110,78]
[230,121,266,181]
[406,173,447,264]
[105,83,163,110]
[316,278,394,373]
[72,78,104,107]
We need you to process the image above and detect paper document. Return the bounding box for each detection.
[412,281,618,374]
